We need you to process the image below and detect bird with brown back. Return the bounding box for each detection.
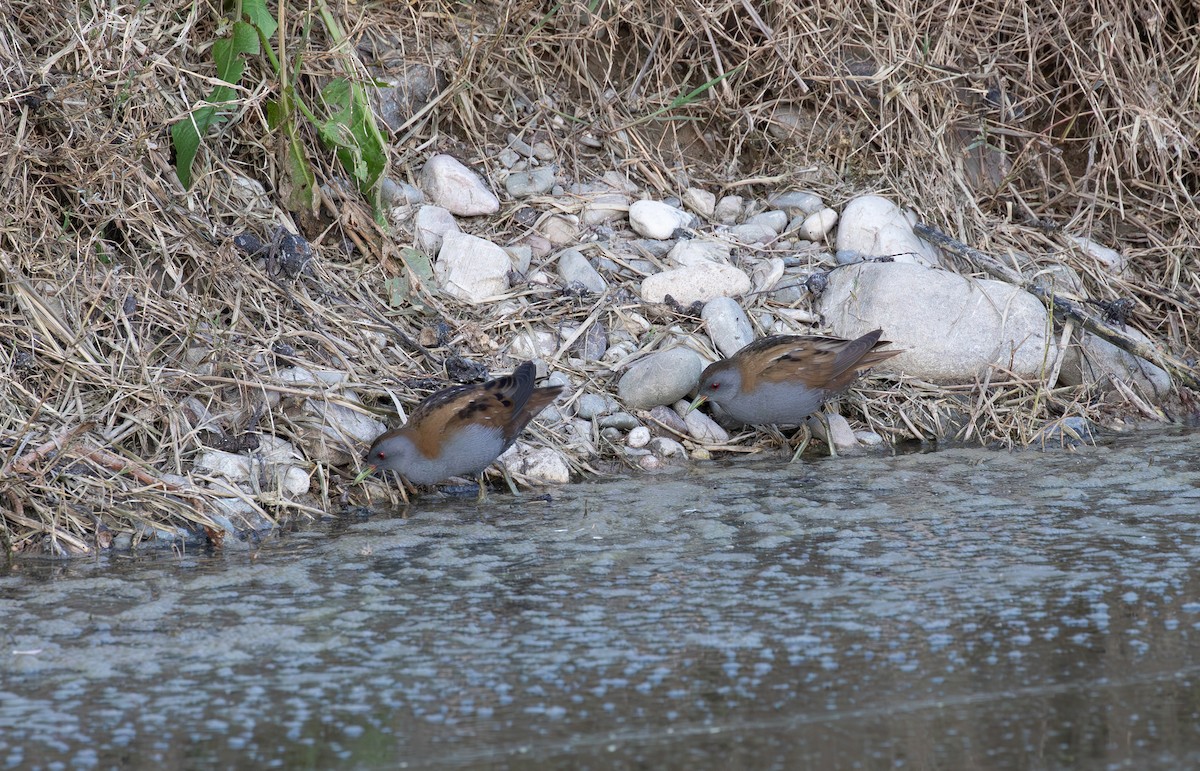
[362,361,563,498]
[689,330,900,458]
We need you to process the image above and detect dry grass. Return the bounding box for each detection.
[1,0,1197,554]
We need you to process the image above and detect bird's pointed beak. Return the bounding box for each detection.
[352,465,376,484]
[686,394,707,415]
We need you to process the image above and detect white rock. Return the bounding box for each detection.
[499,444,571,485]
[209,493,263,524]
[599,412,641,431]
[287,391,385,467]
[504,166,556,198]
[414,205,459,255]
[855,430,884,446]
[182,346,215,376]
[629,200,692,239]
[386,203,414,225]
[727,223,777,244]
[835,195,940,266]
[194,446,310,497]
[276,367,347,387]
[667,239,732,266]
[507,133,535,157]
[435,231,511,303]
[538,214,580,246]
[505,244,532,274]
[278,467,311,496]
[798,207,839,241]
[766,104,808,141]
[648,437,686,458]
[769,190,824,215]
[517,234,554,260]
[638,454,662,470]
[600,170,640,194]
[575,393,610,419]
[819,261,1056,382]
[626,426,651,448]
[806,412,859,451]
[618,348,704,410]
[747,210,788,234]
[318,393,383,445]
[419,154,499,216]
[701,298,754,358]
[640,262,752,305]
[713,195,744,224]
[497,147,521,168]
[1059,328,1172,398]
[565,418,597,456]
[194,450,252,484]
[674,400,731,444]
[556,248,607,293]
[1069,236,1128,275]
[509,328,559,359]
[682,188,716,218]
[228,173,274,215]
[603,342,635,365]
[180,396,218,432]
[380,178,425,207]
[580,193,630,225]
[254,435,304,463]
[1030,262,1086,297]
[752,257,786,294]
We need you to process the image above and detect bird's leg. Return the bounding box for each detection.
[797,413,839,459]
[790,424,812,463]
[818,411,838,459]
[475,473,489,503]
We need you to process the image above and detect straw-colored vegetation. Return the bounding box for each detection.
[1,0,1197,554]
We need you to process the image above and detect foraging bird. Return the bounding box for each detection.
[363,361,563,488]
[689,330,900,453]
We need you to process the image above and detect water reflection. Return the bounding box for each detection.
[2,430,1200,769]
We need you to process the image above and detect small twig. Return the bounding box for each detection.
[9,423,94,475]
[914,223,1200,391]
[722,171,817,190]
[81,446,176,488]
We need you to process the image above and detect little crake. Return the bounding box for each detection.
[690,330,900,426]
[364,361,563,486]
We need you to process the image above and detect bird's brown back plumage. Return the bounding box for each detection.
[731,331,900,393]
[402,362,562,458]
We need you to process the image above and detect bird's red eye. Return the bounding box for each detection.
[375,451,387,460]
[709,382,720,391]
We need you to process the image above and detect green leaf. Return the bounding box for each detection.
[242,0,278,39]
[318,79,354,141]
[384,277,408,306]
[173,22,258,189]
[388,248,434,305]
[213,22,258,84]
[171,110,204,189]
[317,78,387,196]
[281,122,317,214]
[264,98,286,131]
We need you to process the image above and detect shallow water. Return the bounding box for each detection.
[3,429,1200,769]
